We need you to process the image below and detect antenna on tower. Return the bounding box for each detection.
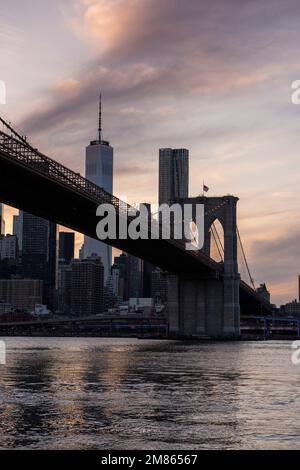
[98,93,102,142]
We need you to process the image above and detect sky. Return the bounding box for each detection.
[1,0,300,305]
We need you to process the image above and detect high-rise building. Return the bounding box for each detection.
[157,151,188,306]
[57,261,72,315]
[125,254,143,300]
[159,148,189,205]
[111,265,121,299]
[152,268,168,304]
[142,259,154,298]
[71,255,104,316]
[256,283,271,303]
[0,234,18,260]
[59,232,75,264]
[84,95,113,281]
[13,213,23,251]
[111,253,143,300]
[21,211,57,308]
[0,204,5,235]
[79,244,85,261]
[112,253,127,300]
[0,234,19,280]
[103,275,118,310]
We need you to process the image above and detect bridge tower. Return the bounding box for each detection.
[166,195,240,339]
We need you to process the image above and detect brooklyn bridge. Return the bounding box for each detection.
[0,116,272,339]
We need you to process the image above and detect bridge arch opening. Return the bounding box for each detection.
[208,218,224,263]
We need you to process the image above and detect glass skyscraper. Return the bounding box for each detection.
[21,212,57,308]
[59,232,75,264]
[84,96,113,281]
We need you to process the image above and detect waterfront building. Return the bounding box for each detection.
[0,279,43,311]
[70,255,104,316]
[280,300,300,317]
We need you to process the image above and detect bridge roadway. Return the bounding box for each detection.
[0,131,219,277]
[0,124,271,315]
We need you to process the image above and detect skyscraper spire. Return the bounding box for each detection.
[98,93,102,143]
[90,92,109,146]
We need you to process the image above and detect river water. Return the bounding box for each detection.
[0,337,299,450]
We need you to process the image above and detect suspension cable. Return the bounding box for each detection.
[212,221,224,252]
[210,223,223,261]
[237,225,255,290]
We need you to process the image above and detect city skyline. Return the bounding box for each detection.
[2,0,300,304]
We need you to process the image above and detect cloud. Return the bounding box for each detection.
[69,0,300,66]
[21,0,291,137]
[53,78,81,94]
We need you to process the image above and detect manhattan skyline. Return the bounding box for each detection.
[1,0,300,304]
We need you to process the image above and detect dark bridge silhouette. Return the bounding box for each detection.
[0,116,272,338]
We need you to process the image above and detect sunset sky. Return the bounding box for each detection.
[1,0,300,305]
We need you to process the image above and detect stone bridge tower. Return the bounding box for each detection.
[166,195,240,339]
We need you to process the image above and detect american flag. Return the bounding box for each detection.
[203,184,209,193]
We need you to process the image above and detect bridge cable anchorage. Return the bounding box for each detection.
[237,225,256,290]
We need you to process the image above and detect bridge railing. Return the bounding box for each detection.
[0,129,133,213]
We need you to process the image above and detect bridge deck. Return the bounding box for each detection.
[0,121,271,311]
